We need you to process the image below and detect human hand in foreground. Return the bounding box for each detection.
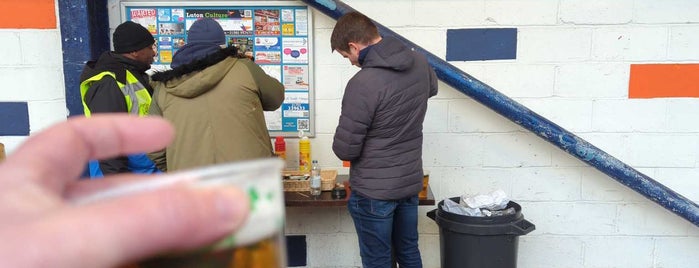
[0,115,249,268]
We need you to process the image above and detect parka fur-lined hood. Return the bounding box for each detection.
[151,46,243,98]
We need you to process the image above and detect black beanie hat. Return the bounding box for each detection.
[113,21,155,53]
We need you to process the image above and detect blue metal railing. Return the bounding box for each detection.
[301,0,699,227]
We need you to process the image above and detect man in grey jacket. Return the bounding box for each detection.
[331,12,438,268]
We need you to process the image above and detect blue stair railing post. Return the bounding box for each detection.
[301,0,699,227]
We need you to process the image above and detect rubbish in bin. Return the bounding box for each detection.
[443,190,515,217]
[461,189,509,210]
[443,198,482,216]
[482,207,516,217]
[427,197,535,268]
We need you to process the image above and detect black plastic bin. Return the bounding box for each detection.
[426,197,535,268]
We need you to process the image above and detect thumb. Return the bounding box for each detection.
[2,186,249,268]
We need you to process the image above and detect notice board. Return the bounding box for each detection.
[121,1,314,137]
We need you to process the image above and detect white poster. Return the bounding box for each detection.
[283,65,309,89]
[282,37,309,64]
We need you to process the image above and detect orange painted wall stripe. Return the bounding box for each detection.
[629,64,699,98]
[0,0,56,29]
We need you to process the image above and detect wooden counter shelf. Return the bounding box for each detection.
[284,175,435,207]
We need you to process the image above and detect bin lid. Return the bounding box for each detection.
[429,197,536,236]
[427,197,536,235]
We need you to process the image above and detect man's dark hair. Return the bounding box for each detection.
[330,12,380,53]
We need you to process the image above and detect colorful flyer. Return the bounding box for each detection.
[185,9,253,35]
[282,105,309,118]
[283,92,312,131]
[254,9,280,36]
[281,9,294,22]
[221,9,253,35]
[282,23,294,36]
[131,9,157,34]
[158,36,172,49]
[283,65,309,90]
[255,51,281,64]
[158,9,171,21]
[282,37,308,64]
[255,37,281,51]
[172,9,185,22]
[159,23,184,35]
[228,37,254,58]
[159,50,172,63]
[173,37,186,49]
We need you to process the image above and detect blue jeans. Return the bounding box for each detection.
[348,191,422,268]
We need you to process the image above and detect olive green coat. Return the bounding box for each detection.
[149,54,284,171]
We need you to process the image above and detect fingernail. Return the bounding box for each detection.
[213,188,250,228]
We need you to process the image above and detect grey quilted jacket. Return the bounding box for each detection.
[332,36,438,200]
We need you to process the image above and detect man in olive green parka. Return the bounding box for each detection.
[148,18,284,172]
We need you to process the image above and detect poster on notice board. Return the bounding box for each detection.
[123,2,314,137]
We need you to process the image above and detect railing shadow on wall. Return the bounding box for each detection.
[301,0,699,227]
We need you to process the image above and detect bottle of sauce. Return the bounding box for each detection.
[298,131,311,172]
[274,136,286,161]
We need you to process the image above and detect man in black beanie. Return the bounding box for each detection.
[79,20,160,177]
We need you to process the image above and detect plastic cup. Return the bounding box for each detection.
[76,158,287,268]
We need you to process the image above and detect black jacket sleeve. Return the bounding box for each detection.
[83,78,128,113]
[84,77,130,174]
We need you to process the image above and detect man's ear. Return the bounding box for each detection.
[347,42,360,52]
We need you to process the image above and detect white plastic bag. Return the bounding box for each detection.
[442,198,483,216]
[460,189,509,211]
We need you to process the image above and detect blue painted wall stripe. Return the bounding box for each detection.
[446,28,517,61]
[0,102,30,136]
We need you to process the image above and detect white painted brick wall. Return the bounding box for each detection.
[510,168,582,201]
[667,99,699,132]
[0,32,22,66]
[554,63,630,99]
[519,236,584,268]
[559,0,634,25]
[308,1,699,266]
[2,1,697,267]
[414,0,485,27]
[469,64,556,98]
[519,98,593,132]
[27,100,69,133]
[518,27,593,62]
[591,99,668,132]
[583,236,654,267]
[592,27,669,61]
[447,99,522,133]
[634,0,699,24]
[655,237,699,268]
[669,26,699,61]
[0,28,66,154]
[484,0,559,26]
[482,133,553,167]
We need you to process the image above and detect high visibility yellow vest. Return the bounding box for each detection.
[79,70,152,117]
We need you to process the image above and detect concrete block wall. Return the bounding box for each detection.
[0,1,67,154]
[0,0,698,267]
[287,0,699,267]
